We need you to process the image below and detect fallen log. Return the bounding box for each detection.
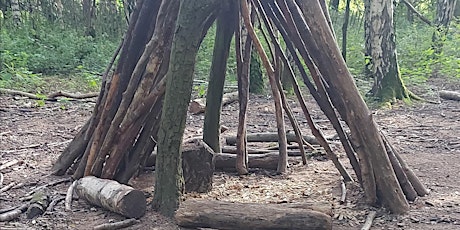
[214,152,300,171]
[74,176,146,218]
[0,88,98,101]
[189,91,239,114]
[221,146,307,156]
[147,151,302,172]
[439,90,460,101]
[224,132,323,145]
[0,203,29,222]
[175,200,332,230]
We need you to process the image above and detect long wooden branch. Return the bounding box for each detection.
[240,0,288,173]
[401,0,432,26]
[258,0,353,182]
[0,88,98,100]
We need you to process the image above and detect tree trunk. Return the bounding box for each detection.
[249,50,265,94]
[11,0,21,26]
[203,2,237,153]
[432,0,457,55]
[82,0,96,37]
[365,0,410,103]
[152,0,218,217]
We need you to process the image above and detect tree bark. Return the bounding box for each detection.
[293,0,409,213]
[202,1,237,153]
[432,0,457,54]
[152,0,218,217]
[366,0,410,103]
[75,176,146,218]
[175,200,332,230]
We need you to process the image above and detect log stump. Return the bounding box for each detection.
[182,141,215,193]
[175,199,332,230]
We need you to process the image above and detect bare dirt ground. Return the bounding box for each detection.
[1,77,459,230]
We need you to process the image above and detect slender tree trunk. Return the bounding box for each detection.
[432,0,457,55]
[365,0,410,103]
[292,0,409,213]
[203,0,237,153]
[152,0,218,217]
[11,0,21,26]
[82,0,96,37]
[342,0,351,61]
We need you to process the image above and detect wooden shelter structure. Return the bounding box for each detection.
[51,0,428,218]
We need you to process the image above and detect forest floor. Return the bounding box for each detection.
[0,76,459,230]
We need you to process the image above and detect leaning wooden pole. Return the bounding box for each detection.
[286,0,409,213]
[240,0,289,173]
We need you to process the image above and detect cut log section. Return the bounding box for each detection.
[175,199,332,230]
[189,91,239,114]
[182,140,215,193]
[439,90,460,101]
[74,176,146,218]
[224,132,323,145]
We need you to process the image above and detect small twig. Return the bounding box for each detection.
[340,180,347,204]
[361,211,377,230]
[0,203,29,222]
[0,182,15,194]
[46,197,65,213]
[93,218,140,230]
[25,177,72,197]
[0,159,23,171]
[65,181,77,211]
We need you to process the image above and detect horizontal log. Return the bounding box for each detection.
[147,152,300,172]
[439,90,460,101]
[214,153,301,171]
[221,146,306,156]
[189,91,239,114]
[224,132,322,145]
[175,200,332,230]
[75,176,146,218]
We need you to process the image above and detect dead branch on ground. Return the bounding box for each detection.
[93,218,140,230]
[361,211,377,230]
[0,203,29,222]
[65,181,77,211]
[0,88,98,101]
[24,177,71,197]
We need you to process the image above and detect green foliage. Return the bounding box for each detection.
[0,20,116,91]
[332,4,459,95]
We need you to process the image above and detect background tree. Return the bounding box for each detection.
[364,0,410,103]
[432,0,457,54]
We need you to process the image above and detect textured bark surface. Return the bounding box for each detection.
[175,200,332,230]
[182,141,215,193]
[203,1,237,153]
[366,0,409,102]
[152,0,218,217]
